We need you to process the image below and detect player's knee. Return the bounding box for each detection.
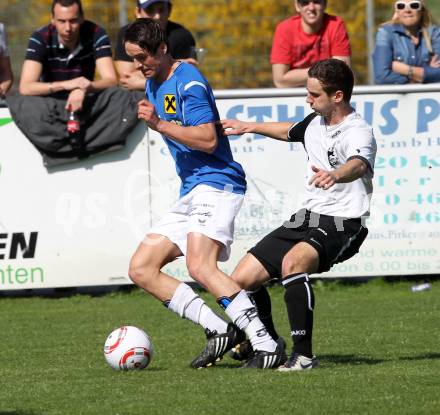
[281,255,303,276]
[281,244,319,276]
[230,270,253,290]
[186,258,214,285]
[128,259,156,288]
[127,262,144,286]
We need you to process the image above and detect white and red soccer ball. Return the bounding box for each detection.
[104,326,153,370]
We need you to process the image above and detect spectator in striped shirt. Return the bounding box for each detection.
[19,0,117,113]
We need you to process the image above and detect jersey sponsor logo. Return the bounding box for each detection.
[291,330,306,336]
[164,94,176,114]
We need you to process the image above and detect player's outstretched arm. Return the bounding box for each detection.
[309,159,368,190]
[221,119,292,141]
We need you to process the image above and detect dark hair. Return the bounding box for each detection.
[124,18,168,56]
[51,0,84,16]
[308,59,354,102]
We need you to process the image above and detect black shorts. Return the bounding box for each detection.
[249,209,368,278]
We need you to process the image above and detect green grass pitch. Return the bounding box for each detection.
[0,279,438,415]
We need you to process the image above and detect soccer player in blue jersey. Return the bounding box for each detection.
[123,18,285,369]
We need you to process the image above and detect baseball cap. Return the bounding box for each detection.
[137,0,171,9]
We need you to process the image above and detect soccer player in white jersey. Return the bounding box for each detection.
[123,18,285,369]
[221,59,377,370]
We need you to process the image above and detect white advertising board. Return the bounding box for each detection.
[0,108,150,290]
[0,85,439,290]
[154,88,440,280]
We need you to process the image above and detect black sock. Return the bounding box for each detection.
[282,273,314,358]
[249,285,279,341]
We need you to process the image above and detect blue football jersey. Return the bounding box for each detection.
[145,62,246,197]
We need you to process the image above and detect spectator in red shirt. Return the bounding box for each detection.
[271,0,351,88]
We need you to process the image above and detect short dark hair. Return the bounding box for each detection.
[124,18,168,56]
[308,59,354,102]
[51,0,84,16]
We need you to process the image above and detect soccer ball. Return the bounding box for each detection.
[104,326,153,370]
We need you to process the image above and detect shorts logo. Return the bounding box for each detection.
[164,95,176,114]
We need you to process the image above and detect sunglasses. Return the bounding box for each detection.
[298,0,325,6]
[395,1,422,11]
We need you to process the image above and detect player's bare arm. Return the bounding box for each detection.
[138,99,217,153]
[309,158,368,189]
[221,119,293,141]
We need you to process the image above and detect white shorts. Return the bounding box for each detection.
[148,184,244,261]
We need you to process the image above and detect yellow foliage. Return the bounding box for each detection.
[170,0,395,88]
[2,0,430,89]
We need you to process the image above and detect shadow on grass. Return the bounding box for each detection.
[318,354,386,366]
[398,353,440,361]
[0,412,41,415]
[318,353,440,366]
[186,355,388,370]
[175,353,440,370]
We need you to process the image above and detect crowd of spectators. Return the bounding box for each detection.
[2,0,439,98]
[0,0,439,157]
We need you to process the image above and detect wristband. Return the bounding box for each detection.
[48,82,54,94]
[408,66,414,79]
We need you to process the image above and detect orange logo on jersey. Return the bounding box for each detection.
[164,95,176,114]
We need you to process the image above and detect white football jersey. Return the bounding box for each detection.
[287,111,377,218]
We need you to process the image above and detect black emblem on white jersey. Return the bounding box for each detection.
[327,145,339,168]
[331,130,342,139]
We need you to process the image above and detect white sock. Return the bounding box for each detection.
[224,290,277,353]
[168,283,228,333]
